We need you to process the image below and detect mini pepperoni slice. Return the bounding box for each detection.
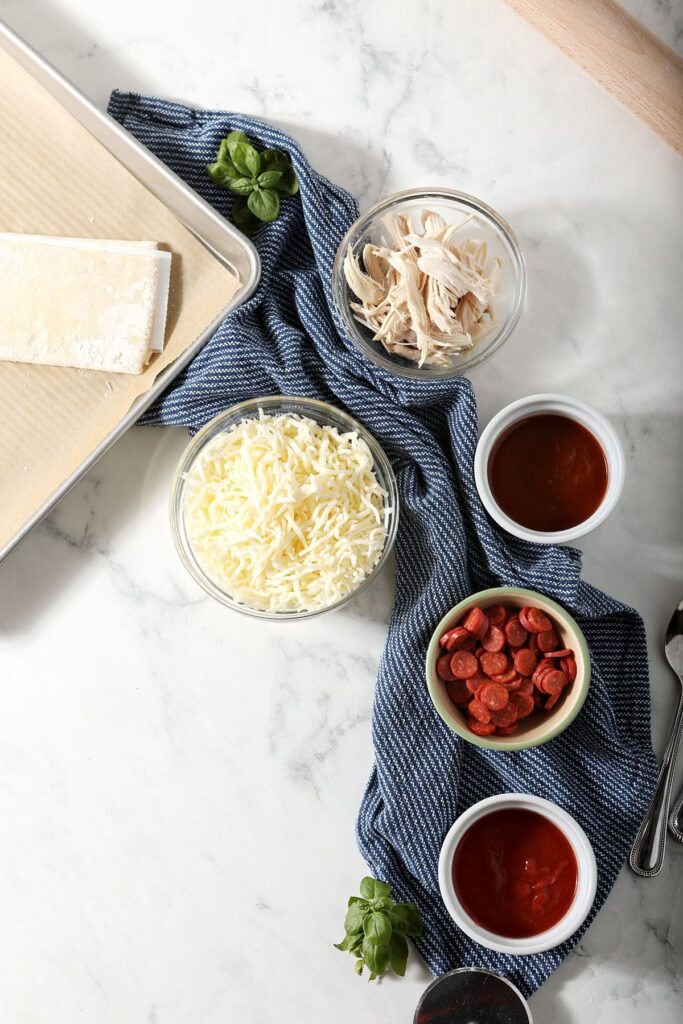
[495,722,519,736]
[479,682,509,711]
[505,616,528,648]
[518,678,534,695]
[541,669,567,695]
[480,652,509,677]
[514,648,538,677]
[450,650,479,679]
[533,674,554,694]
[488,667,518,685]
[436,653,457,682]
[463,606,489,640]
[490,703,518,727]
[532,659,555,688]
[561,656,577,682]
[439,626,470,651]
[481,624,506,653]
[446,680,471,705]
[526,607,553,633]
[501,675,522,691]
[468,699,491,724]
[537,629,560,653]
[518,606,534,632]
[544,690,563,710]
[486,604,507,627]
[509,690,535,718]
[544,648,574,659]
[466,672,489,695]
[468,720,496,736]
[528,633,539,653]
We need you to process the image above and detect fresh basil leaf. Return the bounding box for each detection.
[260,148,292,173]
[372,879,392,899]
[232,141,261,178]
[373,896,393,911]
[227,177,256,196]
[387,932,409,977]
[344,901,369,935]
[273,168,299,196]
[248,187,280,222]
[226,130,250,161]
[348,896,369,908]
[388,902,423,938]
[334,930,363,952]
[215,141,240,176]
[362,937,389,977]
[360,877,392,901]
[401,902,423,938]
[232,196,258,234]
[359,877,377,900]
[354,959,363,976]
[206,162,239,188]
[364,910,392,945]
[257,170,284,188]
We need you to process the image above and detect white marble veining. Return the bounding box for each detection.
[0,1,682,1021]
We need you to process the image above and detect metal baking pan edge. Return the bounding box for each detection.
[0,21,261,565]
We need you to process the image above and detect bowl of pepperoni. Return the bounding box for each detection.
[426,587,590,750]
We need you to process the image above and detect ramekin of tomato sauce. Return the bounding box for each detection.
[474,394,625,545]
[438,793,597,955]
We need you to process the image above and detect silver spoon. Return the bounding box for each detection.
[669,786,683,843]
[629,598,683,876]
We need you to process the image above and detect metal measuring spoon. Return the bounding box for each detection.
[629,598,683,876]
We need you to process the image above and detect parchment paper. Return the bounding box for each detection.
[0,46,241,554]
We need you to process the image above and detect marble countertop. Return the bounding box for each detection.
[1,0,682,1020]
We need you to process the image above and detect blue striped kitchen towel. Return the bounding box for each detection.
[108,91,658,996]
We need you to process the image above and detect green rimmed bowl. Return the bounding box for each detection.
[426,587,591,751]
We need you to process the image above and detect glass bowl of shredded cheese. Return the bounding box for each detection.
[170,396,398,619]
[332,187,526,379]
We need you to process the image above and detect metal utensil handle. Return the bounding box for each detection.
[629,692,683,876]
[669,786,683,842]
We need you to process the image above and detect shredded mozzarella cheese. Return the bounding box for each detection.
[183,411,391,613]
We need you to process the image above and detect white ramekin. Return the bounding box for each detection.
[438,793,597,955]
[474,393,625,544]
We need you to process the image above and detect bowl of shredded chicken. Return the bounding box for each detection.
[170,396,398,619]
[332,188,526,378]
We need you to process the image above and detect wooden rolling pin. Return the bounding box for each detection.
[504,0,683,157]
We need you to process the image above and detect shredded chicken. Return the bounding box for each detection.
[343,210,502,368]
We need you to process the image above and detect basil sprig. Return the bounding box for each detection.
[206,130,299,232]
[335,876,423,981]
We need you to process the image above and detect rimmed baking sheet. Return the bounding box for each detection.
[0,22,260,563]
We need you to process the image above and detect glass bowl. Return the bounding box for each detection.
[169,395,399,620]
[332,187,526,379]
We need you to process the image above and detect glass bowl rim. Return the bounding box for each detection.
[332,185,527,380]
[169,394,400,620]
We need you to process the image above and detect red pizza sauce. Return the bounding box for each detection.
[488,413,608,532]
[452,807,578,938]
